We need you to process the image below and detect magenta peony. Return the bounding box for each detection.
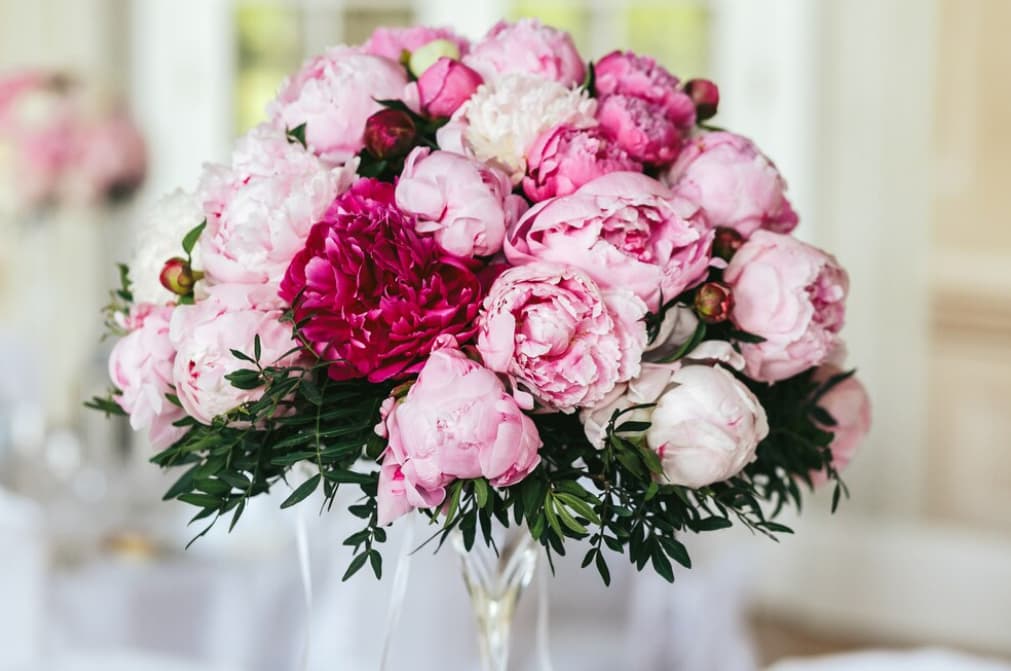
[416,57,484,118]
[477,262,646,413]
[268,46,409,164]
[375,336,542,525]
[395,147,527,257]
[464,19,585,86]
[724,230,849,382]
[280,178,485,382]
[595,94,681,165]
[522,124,641,202]
[664,131,799,237]
[594,51,695,127]
[506,171,713,312]
[109,303,186,449]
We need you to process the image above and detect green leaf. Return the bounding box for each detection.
[693,516,733,532]
[286,123,307,148]
[228,498,246,532]
[181,220,207,256]
[342,552,368,581]
[595,551,611,586]
[651,546,675,583]
[178,493,223,509]
[253,335,262,362]
[280,474,320,509]
[473,479,489,509]
[657,320,707,363]
[369,549,382,579]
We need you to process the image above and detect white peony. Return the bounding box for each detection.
[129,189,204,305]
[437,74,596,183]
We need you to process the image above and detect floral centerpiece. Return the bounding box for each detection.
[91,18,870,668]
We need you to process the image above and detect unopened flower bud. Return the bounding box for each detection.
[712,227,744,261]
[684,78,720,121]
[363,108,417,160]
[160,257,198,296]
[408,39,462,78]
[694,281,734,324]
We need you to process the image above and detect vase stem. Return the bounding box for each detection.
[454,528,538,671]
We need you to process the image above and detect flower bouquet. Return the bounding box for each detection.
[92,19,870,669]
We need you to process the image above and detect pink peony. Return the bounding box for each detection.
[416,57,483,118]
[594,50,696,128]
[362,26,469,62]
[395,147,527,257]
[75,112,147,201]
[280,178,484,383]
[724,230,849,382]
[196,124,355,299]
[664,131,798,237]
[268,47,409,164]
[596,94,681,165]
[523,124,640,202]
[375,337,542,524]
[646,364,769,488]
[169,284,304,426]
[477,262,646,413]
[109,303,186,449]
[810,367,871,486]
[506,171,713,312]
[464,19,585,86]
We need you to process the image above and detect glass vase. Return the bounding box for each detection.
[453,526,539,671]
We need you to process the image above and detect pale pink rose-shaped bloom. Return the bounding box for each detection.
[169,284,305,426]
[362,26,470,61]
[523,124,641,202]
[416,58,483,118]
[375,337,542,524]
[594,50,696,129]
[596,95,681,165]
[725,230,849,382]
[664,131,798,237]
[464,19,585,86]
[109,303,186,449]
[477,263,647,413]
[196,124,356,299]
[810,367,871,486]
[395,147,527,257]
[646,364,769,488]
[268,46,408,164]
[507,171,713,312]
[644,304,698,358]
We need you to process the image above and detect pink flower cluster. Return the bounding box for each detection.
[106,20,867,524]
[0,71,146,211]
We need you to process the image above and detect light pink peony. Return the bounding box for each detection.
[477,262,646,413]
[169,284,304,426]
[75,112,147,201]
[375,337,542,525]
[268,46,409,164]
[506,171,713,312]
[464,19,585,86]
[395,147,527,257]
[811,367,871,486]
[724,230,849,382]
[362,26,469,61]
[416,57,483,118]
[196,124,355,299]
[646,364,768,488]
[664,131,798,237]
[280,178,484,383]
[109,303,186,449]
[522,124,640,202]
[596,95,681,165]
[594,51,696,128]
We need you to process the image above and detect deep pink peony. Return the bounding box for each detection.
[724,231,849,382]
[523,124,640,202]
[109,303,186,449]
[268,46,409,164]
[280,178,485,382]
[810,366,871,486]
[594,50,696,129]
[362,26,470,61]
[375,336,542,524]
[664,131,798,237]
[506,171,713,312]
[477,262,646,412]
[463,19,585,86]
[395,147,526,258]
[596,95,681,165]
[416,57,484,118]
[170,284,304,426]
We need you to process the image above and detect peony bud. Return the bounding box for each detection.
[408,39,462,78]
[417,57,483,118]
[159,257,198,296]
[712,227,744,261]
[694,281,733,323]
[363,109,417,159]
[684,78,720,121]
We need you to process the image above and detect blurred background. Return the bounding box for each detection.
[0,0,1009,670]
